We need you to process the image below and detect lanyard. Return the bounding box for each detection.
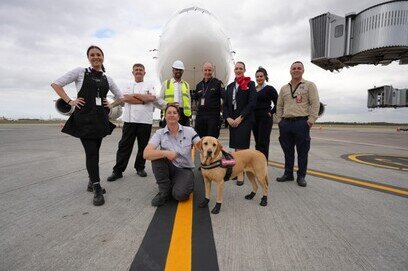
[289,82,302,98]
[202,78,213,97]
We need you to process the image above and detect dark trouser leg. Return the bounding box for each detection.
[206,116,221,138]
[256,116,273,159]
[295,120,311,178]
[278,120,295,177]
[252,115,261,152]
[172,168,194,201]
[134,123,152,171]
[151,158,174,194]
[179,108,190,126]
[195,116,206,138]
[113,122,137,173]
[80,138,103,183]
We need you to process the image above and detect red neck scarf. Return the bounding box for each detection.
[235,76,251,90]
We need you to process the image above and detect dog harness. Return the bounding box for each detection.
[200,150,235,181]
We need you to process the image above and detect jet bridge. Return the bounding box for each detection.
[310,0,408,71]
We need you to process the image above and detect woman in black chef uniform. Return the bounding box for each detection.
[223,61,257,186]
[51,45,123,206]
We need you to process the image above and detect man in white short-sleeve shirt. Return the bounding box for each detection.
[107,63,165,181]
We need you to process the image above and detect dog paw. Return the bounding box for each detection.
[245,192,256,200]
[199,198,210,208]
[211,203,221,214]
[260,196,268,206]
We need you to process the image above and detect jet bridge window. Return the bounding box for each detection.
[334,24,344,38]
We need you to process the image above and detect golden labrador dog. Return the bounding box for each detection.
[196,136,268,214]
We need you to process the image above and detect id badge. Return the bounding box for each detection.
[296,95,302,103]
[95,97,102,106]
[200,98,205,106]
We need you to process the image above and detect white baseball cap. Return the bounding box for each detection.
[172,60,185,70]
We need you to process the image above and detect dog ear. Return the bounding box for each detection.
[195,139,203,152]
[214,139,222,157]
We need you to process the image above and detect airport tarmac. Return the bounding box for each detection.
[0,124,407,271]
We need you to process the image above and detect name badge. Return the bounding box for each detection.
[200,98,205,106]
[95,97,102,106]
[296,95,302,103]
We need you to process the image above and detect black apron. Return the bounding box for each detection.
[62,69,116,138]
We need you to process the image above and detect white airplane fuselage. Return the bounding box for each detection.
[156,7,234,88]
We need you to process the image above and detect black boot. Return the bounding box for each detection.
[107,171,123,182]
[199,198,210,208]
[245,191,256,200]
[151,192,170,207]
[211,202,222,214]
[276,174,294,182]
[93,182,105,206]
[87,180,106,194]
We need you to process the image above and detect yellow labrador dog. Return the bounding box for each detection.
[196,136,268,214]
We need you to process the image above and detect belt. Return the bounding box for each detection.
[282,116,308,121]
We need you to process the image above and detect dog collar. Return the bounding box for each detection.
[200,160,221,169]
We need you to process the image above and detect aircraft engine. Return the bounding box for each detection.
[318,102,325,117]
[54,98,122,120]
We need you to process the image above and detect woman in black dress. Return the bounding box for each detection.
[51,45,123,206]
[223,61,257,185]
[252,67,278,160]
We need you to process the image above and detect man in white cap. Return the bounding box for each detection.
[158,60,192,126]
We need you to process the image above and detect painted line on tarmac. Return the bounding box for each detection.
[130,148,218,271]
[346,153,408,171]
[268,161,408,198]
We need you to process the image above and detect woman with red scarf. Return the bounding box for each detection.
[223,61,257,185]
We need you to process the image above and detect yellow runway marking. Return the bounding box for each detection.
[348,154,401,170]
[165,194,193,271]
[164,148,196,271]
[268,160,408,197]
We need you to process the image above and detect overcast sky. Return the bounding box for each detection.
[1,0,407,123]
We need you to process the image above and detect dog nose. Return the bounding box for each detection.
[207,150,213,156]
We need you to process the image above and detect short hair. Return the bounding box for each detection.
[236,61,246,70]
[132,63,145,70]
[255,66,269,82]
[202,62,213,68]
[291,61,304,67]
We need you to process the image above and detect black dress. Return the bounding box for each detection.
[62,69,116,138]
[223,80,257,149]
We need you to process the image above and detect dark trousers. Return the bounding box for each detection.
[151,158,194,201]
[160,108,190,127]
[195,114,220,138]
[113,122,152,173]
[278,118,310,178]
[80,138,103,183]
[252,114,273,159]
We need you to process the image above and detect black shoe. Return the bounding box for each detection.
[276,175,294,182]
[87,181,106,194]
[297,177,307,187]
[151,192,170,207]
[136,169,147,177]
[93,183,105,206]
[107,172,123,182]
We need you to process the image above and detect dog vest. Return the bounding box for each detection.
[200,150,235,181]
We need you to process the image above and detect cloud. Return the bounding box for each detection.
[0,0,407,123]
